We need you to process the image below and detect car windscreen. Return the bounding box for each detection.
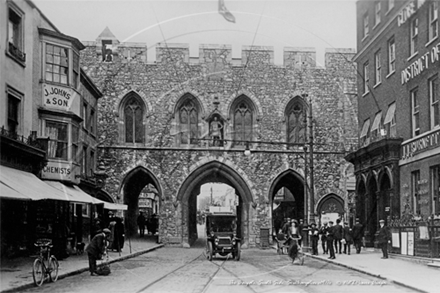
[209,217,236,232]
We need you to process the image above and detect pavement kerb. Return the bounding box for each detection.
[0,244,164,293]
[303,253,428,293]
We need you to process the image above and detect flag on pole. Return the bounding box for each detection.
[218,0,236,23]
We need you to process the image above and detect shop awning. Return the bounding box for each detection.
[99,200,128,211]
[384,102,396,124]
[0,165,70,201]
[45,181,100,204]
[72,185,128,210]
[371,111,382,132]
[360,119,370,138]
[0,181,31,200]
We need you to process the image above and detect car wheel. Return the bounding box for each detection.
[235,243,241,261]
[207,241,213,261]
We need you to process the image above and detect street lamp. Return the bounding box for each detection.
[244,141,251,156]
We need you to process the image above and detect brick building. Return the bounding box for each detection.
[347,0,439,257]
[80,28,359,248]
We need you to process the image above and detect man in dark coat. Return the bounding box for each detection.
[298,219,304,246]
[352,218,364,254]
[342,221,353,255]
[86,228,110,276]
[281,217,291,234]
[326,221,336,259]
[137,212,146,237]
[377,219,391,259]
[319,222,328,254]
[112,217,125,252]
[309,223,319,255]
[334,219,343,254]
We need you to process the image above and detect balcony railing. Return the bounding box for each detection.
[361,126,398,148]
[0,127,47,151]
[8,42,26,63]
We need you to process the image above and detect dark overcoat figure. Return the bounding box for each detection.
[334,219,343,254]
[137,212,146,237]
[342,222,353,255]
[298,219,304,247]
[281,218,291,234]
[352,219,364,254]
[112,217,125,252]
[319,222,328,254]
[326,221,336,259]
[85,229,110,275]
[309,223,319,255]
[377,219,391,259]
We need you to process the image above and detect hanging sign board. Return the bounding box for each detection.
[392,232,400,248]
[419,226,429,240]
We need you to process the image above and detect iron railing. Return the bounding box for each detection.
[0,126,47,151]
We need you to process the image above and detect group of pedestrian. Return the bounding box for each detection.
[316,217,391,260]
[137,212,158,237]
[319,219,357,259]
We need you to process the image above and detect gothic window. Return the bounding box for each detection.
[179,99,198,144]
[233,101,252,145]
[124,97,144,143]
[286,101,306,144]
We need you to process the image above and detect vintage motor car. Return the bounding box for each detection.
[205,212,241,261]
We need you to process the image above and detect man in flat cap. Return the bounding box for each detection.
[352,218,364,254]
[86,228,111,275]
[326,221,336,259]
[376,219,391,259]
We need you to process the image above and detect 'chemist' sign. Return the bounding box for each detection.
[42,161,79,184]
[43,84,74,110]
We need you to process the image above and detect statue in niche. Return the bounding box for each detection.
[105,48,113,62]
[210,116,224,146]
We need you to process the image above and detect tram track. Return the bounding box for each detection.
[134,252,205,293]
[134,249,260,293]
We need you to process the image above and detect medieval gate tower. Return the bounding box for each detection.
[80,28,358,248]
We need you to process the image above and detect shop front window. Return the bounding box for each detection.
[431,165,440,215]
[412,171,421,216]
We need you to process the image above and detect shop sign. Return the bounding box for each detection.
[42,161,79,183]
[401,41,440,85]
[139,198,152,208]
[401,129,440,159]
[397,0,425,27]
[43,84,75,110]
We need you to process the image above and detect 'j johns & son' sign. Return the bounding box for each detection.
[43,84,75,110]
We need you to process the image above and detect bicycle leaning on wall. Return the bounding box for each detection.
[32,238,59,286]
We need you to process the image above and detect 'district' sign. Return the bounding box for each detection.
[43,84,74,110]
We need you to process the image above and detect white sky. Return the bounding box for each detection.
[33,0,357,66]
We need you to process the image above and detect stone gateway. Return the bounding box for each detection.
[80,29,358,248]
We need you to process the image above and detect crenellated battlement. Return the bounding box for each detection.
[86,27,356,69]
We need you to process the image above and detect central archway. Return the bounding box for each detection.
[177,161,254,248]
